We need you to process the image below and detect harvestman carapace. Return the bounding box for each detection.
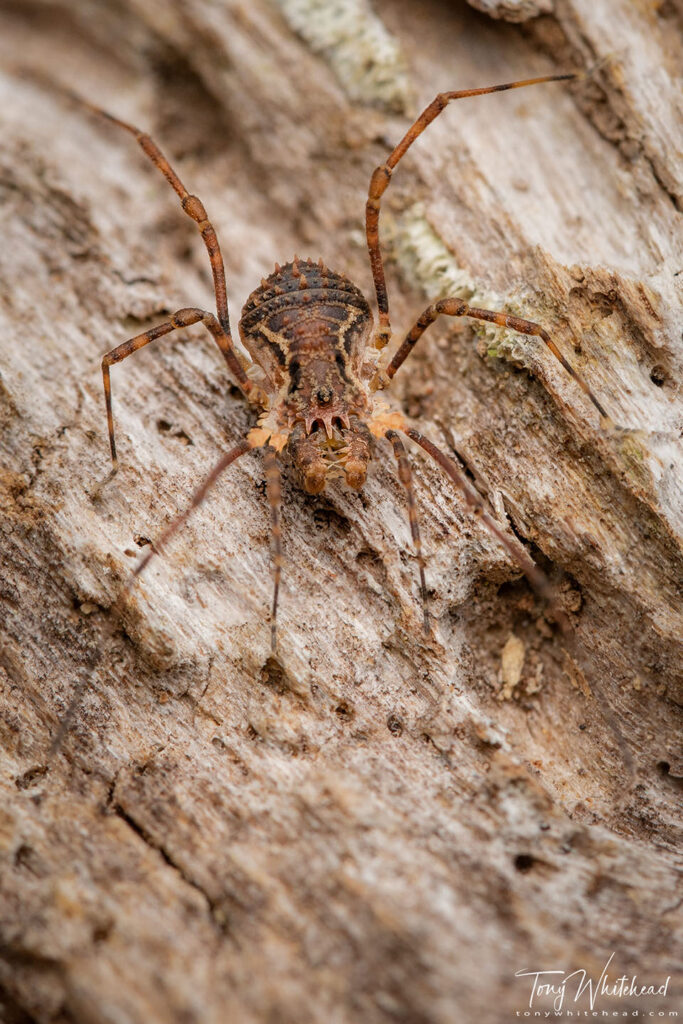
[77,73,611,651]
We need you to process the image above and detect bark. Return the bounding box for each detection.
[0,1,681,1022]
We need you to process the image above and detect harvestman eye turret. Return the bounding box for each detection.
[73,73,612,652]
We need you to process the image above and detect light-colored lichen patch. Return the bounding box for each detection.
[276,0,411,113]
[390,203,527,356]
[465,0,553,22]
[391,203,481,303]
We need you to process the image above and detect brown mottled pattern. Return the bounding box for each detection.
[240,257,372,380]
[240,258,374,445]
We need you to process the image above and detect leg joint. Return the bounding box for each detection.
[436,298,467,317]
[369,164,392,199]
[181,194,208,222]
[171,308,204,329]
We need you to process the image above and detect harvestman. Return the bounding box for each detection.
[78,74,611,651]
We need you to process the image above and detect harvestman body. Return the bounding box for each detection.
[82,74,611,651]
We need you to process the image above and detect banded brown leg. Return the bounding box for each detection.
[405,430,635,775]
[403,428,569,632]
[102,307,258,470]
[264,448,283,652]
[126,438,256,588]
[385,430,430,634]
[374,298,611,426]
[75,96,236,339]
[365,74,576,350]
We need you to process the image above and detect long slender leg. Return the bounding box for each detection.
[385,430,430,635]
[407,430,634,775]
[74,95,235,338]
[125,438,255,588]
[404,427,570,633]
[366,73,576,349]
[374,297,610,425]
[264,448,283,652]
[102,307,261,469]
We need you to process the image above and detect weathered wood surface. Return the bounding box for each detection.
[0,1,681,1021]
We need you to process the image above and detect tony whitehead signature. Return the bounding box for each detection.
[516,952,672,1011]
